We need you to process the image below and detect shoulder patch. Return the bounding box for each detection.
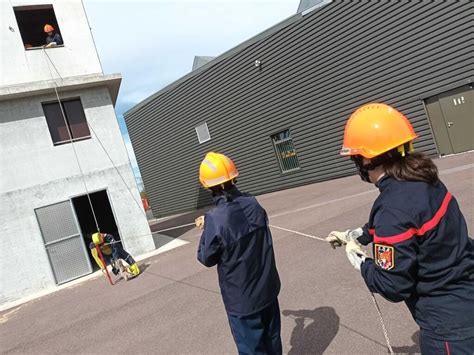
[374,244,395,270]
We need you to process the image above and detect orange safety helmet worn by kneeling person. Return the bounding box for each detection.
[199,152,239,188]
[340,103,417,159]
[44,24,54,33]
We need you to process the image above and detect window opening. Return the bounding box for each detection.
[42,98,91,145]
[14,5,63,49]
[271,129,300,172]
[195,122,211,144]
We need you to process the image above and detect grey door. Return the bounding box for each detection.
[425,85,474,155]
[35,201,92,284]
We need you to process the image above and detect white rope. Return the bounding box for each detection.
[42,48,148,227]
[270,223,394,354]
[43,48,100,232]
[269,224,326,241]
[369,292,394,354]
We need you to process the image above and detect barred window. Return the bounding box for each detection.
[271,130,300,172]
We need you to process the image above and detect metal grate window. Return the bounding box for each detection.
[195,122,211,144]
[271,130,300,173]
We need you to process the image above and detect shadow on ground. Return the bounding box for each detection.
[392,331,421,354]
[283,307,339,355]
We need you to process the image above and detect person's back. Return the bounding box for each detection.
[369,176,474,340]
[199,187,281,316]
[197,152,282,355]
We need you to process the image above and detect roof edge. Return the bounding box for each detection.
[124,13,304,118]
[0,73,122,105]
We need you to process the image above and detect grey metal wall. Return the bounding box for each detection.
[125,0,474,217]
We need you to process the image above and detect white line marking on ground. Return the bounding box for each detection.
[270,224,326,242]
[439,163,474,175]
[152,162,473,233]
[0,305,23,323]
[269,189,377,218]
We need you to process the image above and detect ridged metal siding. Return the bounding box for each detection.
[125,0,474,217]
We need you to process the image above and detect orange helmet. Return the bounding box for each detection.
[44,24,54,33]
[199,152,239,188]
[341,103,417,159]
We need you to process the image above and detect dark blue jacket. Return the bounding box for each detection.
[358,176,474,340]
[197,187,281,317]
[46,33,63,45]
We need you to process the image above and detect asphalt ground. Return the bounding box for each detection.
[1,152,473,354]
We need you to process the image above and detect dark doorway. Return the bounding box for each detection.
[14,5,63,49]
[72,190,119,270]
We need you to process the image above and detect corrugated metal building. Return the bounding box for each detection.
[125,0,473,217]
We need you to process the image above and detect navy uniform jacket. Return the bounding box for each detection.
[197,187,281,317]
[46,33,63,45]
[358,176,474,340]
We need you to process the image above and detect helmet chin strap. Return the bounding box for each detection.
[352,148,403,183]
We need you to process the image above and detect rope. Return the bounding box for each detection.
[369,292,394,354]
[42,48,147,223]
[43,48,100,232]
[270,223,394,353]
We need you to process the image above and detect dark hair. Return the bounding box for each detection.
[383,152,439,185]
[209,180,236,196]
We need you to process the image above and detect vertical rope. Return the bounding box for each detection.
[369,292,394,354]
[42,49,147,222]
[42,48,100,232]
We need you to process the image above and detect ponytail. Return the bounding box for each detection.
[383,152,439,185]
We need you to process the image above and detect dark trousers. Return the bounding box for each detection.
[111,243,135,266]
[420,330,474,355]
[227,299,282,355]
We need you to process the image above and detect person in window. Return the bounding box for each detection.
[196,152,282,355]
[43,24,63,47]
[89,232,140,280]
[326,103,474,354]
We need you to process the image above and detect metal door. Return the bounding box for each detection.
[425,85,473,156]
[438,85,473,154]
[35,200,92,284]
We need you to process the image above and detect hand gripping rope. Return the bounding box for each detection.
[269,225,394,354]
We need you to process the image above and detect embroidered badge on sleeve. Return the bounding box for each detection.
[375,244,395,270]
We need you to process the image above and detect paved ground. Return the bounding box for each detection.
[1,152,473,354]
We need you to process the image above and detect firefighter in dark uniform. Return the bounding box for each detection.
[196,152,282,355]
[327,103,474,354]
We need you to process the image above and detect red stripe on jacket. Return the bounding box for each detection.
[372,192,452,245]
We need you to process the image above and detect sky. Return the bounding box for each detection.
[82,0,300,185]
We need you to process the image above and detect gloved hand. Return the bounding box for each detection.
[345,240,368,271]
[195,215,205,230]
[326,228,363,249]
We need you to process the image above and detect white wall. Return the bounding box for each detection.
[0,87,127,191]
[0,0,102,86]
[0,87,154,305]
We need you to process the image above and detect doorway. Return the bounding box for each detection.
[72,190,120,271]
[425,85,473,156]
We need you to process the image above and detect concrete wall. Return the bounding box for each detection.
[0,0,102,86]
[0,87,154,304]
